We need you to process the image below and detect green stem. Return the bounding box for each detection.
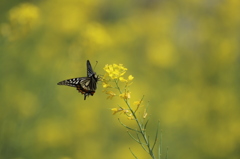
[114,79,156,159]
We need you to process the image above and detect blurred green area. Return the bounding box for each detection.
[0,0,240,158]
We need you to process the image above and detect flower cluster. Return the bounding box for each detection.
[103,64,127,80]
[102,64,134,100]
[102,63,146,120]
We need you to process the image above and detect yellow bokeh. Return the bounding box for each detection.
[36,120,71,147]
[147,40,177,68]
[9,3,40,27]
[0,0,240,159]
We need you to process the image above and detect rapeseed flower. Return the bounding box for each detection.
[102,63,133,100]
[102,62,162,158]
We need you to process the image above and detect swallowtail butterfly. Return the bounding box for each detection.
[57,60,99,100]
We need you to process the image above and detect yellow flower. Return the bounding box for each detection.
[102,63,134,101]
[118,75,134,83]
[133,100,143,113]
[102,82,111,88]
[103,64,127,79]
[105,91,116,99]
[119,91,131,99]
[111,108,120,115]
[128,75,134,81]
[127,114,135,120]
[119,77,127,82]
[111,107,129,115]
[133,101,141,105]
[143,109,148,119]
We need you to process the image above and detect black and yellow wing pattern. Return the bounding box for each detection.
[57,60,98,100]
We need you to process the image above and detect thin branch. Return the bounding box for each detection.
[136,133,148,153]
[118,118,140,133]
[144,119,150,130]
[114,79,122,94]
[127,131,140,143]
[148,135,150,148]
[152,121,160,151]
[129,148,138,159]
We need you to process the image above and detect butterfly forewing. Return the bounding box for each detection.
[87,60,95,77]
[57,78,85,87]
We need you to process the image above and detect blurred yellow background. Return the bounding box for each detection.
[0,0,240,159]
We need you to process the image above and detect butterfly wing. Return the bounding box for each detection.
[86,60,99,91]
[57,60,98,100]
[57,77,96,100]
[57,77,85,87]
[86,76,97,91]
[87,60,95,77]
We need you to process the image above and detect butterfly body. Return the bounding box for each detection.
[57,60,98,100]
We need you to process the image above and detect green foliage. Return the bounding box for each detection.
[0,0,240,159]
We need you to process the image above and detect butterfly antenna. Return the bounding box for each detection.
[94,61,98,70]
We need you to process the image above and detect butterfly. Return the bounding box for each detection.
[57,60,99,100]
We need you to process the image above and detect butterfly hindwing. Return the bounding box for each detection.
[75,77,95,100]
